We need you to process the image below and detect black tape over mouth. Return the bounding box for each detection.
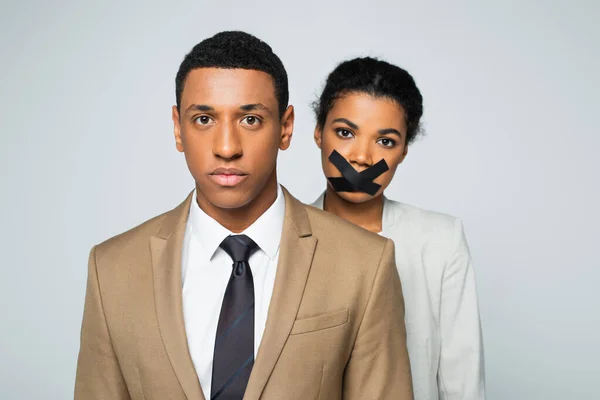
[326,150,389,196]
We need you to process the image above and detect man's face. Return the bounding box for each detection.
[173,68,293,210]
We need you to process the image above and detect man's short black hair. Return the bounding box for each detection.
[175,31,289,117]
[313,57,424,144]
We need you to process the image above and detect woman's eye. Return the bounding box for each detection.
[378,138,396,148]
[336,129,354,138]
[195,116,212,125]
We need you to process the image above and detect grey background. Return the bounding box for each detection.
[1,0,599,399]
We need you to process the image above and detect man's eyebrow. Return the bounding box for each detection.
[240,103,270,113]
[378,128,403,137]
[185,104,214,113]
[331,118,359,130]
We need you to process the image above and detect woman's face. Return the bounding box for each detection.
[315,92,409,203]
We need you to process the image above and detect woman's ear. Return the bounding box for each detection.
[314,125,323,149]
[398,144,409,164]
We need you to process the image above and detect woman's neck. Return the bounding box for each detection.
[323,186,384,233]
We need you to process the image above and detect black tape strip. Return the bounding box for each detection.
[326,150,389,196]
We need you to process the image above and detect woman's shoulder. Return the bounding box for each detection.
[384,198,463,241]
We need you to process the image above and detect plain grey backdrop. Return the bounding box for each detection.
[1,0,599,399]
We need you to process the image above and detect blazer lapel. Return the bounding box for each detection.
[243,188,317,400]
[151,192,206,400]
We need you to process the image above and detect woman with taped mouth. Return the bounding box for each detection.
[311,57,485,400]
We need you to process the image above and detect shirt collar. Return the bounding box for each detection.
[188,185,285,261]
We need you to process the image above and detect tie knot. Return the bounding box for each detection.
[219,234,258,264]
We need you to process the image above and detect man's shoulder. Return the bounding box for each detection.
[300,204,394,307]
[98,212,167,248]
[94,195,191,262]
[304,204,390,255]
[92,213,168,267]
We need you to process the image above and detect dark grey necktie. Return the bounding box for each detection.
[210,234,258,400]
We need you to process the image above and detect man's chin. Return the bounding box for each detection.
[200,190,254,210]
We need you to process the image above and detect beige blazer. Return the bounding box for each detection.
[75,188,413,399]
[313,193,485,400]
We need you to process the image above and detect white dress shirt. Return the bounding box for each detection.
[182,185,285,399]
[312,193,485,400]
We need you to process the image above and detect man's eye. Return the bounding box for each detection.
[242,116,260,126]
[195,116,212,125]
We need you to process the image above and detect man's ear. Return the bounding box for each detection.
[314,125,323,149]
[172,105,184,152]
[279,105,295,151]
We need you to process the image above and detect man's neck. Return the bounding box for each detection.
[323,186,384,233]
[196,177,279,234]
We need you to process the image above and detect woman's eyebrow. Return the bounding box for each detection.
[331,118,359,130]
[378,128,402,137]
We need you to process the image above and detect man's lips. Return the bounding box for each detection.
[210,168,247,176]
[208,168,248,187]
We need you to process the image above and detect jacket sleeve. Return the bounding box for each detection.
[74,246,131,399]
[437,220,486,399]
[343,238,414,400]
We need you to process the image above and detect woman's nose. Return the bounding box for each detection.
[347,142,373,169]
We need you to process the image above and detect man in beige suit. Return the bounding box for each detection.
[75,31,413,399]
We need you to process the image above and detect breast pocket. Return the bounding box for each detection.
[290,309,349,335]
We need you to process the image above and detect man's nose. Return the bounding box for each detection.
[212,121,243,160]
